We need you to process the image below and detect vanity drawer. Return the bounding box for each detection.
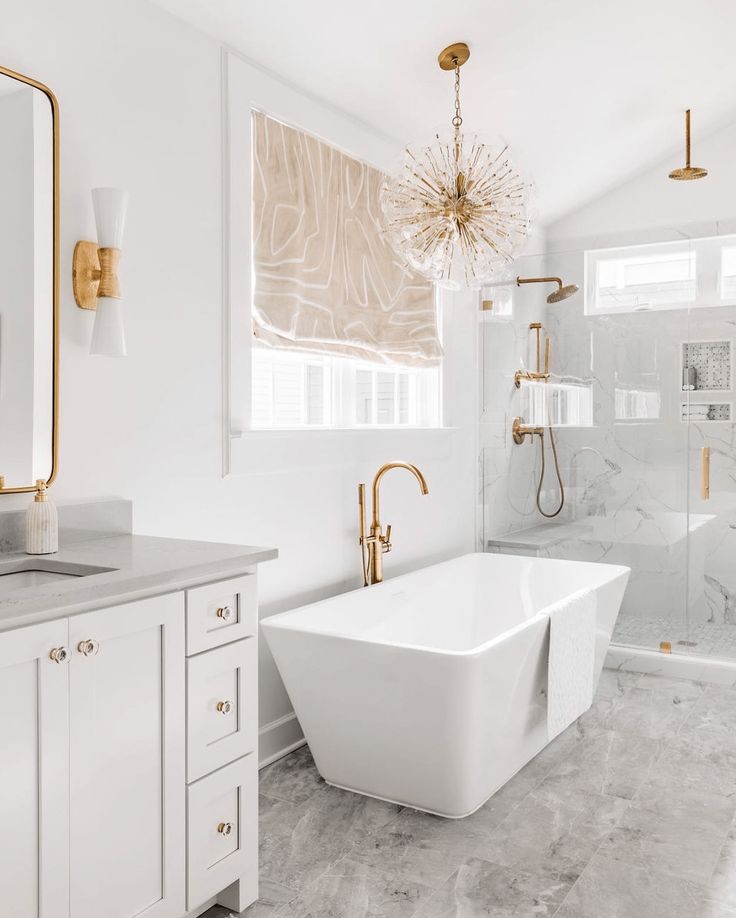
[186,574,257,654]
[187,755,257,909]
[187,638,257,782]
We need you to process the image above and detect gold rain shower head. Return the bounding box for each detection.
[546,283,579,304]
[668,109,708,181]
[517,276,579,304]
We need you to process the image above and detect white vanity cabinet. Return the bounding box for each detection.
[0,570,261,918]
[68,593,186,918]
[0,618,70,918]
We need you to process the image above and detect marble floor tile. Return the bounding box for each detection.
[259,744,325,805]
[683,687,736,742]
[200,672,733,918]
[276,857,434,918]
[646,731,736,798]
[259,786,402,892]
[475,783,629,879]
[413,856,574,918]
[601,782,736,885]
[542,729,663,799]
[580,673,706,740]
[703,815,736,909]
[554,853,706,918]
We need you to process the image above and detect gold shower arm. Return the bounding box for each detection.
[517,276,563,290]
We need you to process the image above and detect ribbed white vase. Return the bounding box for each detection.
[26,493,59,554]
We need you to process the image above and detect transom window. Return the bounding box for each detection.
[585,234,736,315]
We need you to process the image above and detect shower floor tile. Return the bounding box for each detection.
[613,615,736,658]
[201,671,736,917]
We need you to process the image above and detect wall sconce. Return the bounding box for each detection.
[73,187,129,356]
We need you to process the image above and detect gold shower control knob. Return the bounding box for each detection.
[217,822,234,836]
[216,700,233,715]
[49,646,69,664]
[78,639,99,656]
[216,606,233,621]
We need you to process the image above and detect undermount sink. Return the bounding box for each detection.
[0,559,117,597]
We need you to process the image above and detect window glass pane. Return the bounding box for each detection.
[252,348,440,429]
[305,364,325,426]
[722,245,736,300]
[398,374,410,425]
[593,249,695,312]
[376,372,395,425]
[356,370,373,425]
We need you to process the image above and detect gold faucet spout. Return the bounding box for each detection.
[371,461,429,529]
[358,461,429,586]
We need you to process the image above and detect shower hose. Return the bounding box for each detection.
[536,428,565,518]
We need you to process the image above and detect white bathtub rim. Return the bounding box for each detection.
[261,555,631,660]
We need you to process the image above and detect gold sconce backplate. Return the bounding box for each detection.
[73,241,101,310]
[73,241,121,309]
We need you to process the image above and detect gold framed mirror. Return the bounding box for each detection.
[0,65,59,494]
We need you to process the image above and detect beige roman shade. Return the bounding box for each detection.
[251,111,442,367]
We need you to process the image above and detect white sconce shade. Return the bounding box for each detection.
[73,187,130,355]
[90,297,127,357]
[91,187,129,248]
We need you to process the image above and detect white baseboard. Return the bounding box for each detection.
[258,711,306,768]
[606,643,736,686]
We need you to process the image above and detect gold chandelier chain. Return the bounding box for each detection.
[452,62,462,132]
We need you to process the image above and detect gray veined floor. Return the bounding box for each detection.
[204,671,736,918]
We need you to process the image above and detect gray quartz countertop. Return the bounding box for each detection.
[0,533,277,632]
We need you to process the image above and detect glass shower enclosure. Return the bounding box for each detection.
[479,227,736,662]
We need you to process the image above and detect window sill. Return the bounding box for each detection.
[228,426,461,475]
[231,426,458,438]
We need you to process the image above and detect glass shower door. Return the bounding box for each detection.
[684,243,736,659]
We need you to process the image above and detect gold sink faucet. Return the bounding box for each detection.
[358,462,429,586]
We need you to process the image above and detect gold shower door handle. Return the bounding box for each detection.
[701,447,710,500]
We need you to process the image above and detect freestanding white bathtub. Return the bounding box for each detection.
[262,553,629,818]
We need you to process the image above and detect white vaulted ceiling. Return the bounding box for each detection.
[151,0,736,223]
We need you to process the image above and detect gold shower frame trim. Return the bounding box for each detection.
[0,64,59,494]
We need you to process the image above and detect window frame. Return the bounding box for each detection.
[222,50,458,476]
[584,233,736,316]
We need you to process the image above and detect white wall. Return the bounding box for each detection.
[548,118,736,250]
[0,0,477,761]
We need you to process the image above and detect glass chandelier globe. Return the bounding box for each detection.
[381,43,533,289]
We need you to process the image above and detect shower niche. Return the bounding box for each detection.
[681,339,733,423]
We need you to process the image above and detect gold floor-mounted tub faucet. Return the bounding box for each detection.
[358,462,429,586]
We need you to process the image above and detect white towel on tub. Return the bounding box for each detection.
[547,587,597,740]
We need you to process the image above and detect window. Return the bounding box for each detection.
[585,234,736,315]
[249,109,443,430]
[251,347,441,429]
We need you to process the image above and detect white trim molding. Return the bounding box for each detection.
[258,711,305,768]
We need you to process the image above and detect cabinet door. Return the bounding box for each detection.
[69,594,185,918]
[0,618,69,918]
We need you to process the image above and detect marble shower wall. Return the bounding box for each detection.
[480,239,736,648]
[542,246,736,635]
[477,252,549,547]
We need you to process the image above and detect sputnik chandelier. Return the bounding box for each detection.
[381,42,532,288]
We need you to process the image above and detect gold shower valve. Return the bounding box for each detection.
[512,417,543,445]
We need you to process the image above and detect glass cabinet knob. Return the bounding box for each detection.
[49,646,69,664]
[78,639,99,656]
[216,700,233,715]
[217,822,234,836]
[216,606,233,621]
